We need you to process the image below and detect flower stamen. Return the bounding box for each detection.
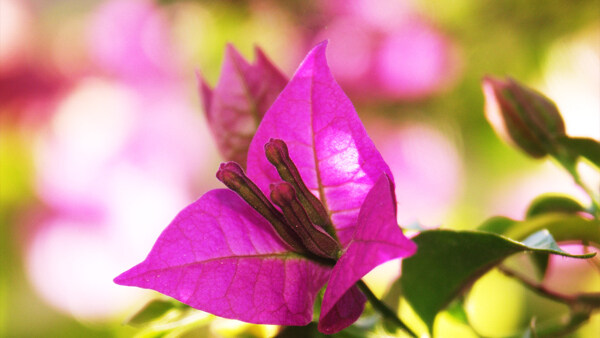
[216,161,306,253]
[270,182,340,259]
[264,139,338,239]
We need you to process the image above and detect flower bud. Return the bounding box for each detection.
[270,182,340,259]
[482,76,566,158]
[199,45,287,167]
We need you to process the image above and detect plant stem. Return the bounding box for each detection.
[498,265,572,304]
[497,265,600,308]
[356,280,417,337]
[498,265,600,337]
[555,156,600,218]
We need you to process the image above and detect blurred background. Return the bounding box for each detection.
[1,0,598,336]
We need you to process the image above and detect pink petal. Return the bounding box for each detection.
[319,174,417,332]
[115,189,330,325]
[207,44,287,166]
[252,46,288,114]
[196,70,213,121]
[247,41,392,245]
[317,285,366,334]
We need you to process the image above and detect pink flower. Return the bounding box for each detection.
[313,2,458,101]
[115,42,416,333]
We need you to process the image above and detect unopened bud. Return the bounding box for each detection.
[270,182,340,259]
[216,162,246,189]
[216,161,306,253]
[265,139,338,240]
[482,76,566,158]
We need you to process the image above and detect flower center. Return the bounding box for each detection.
[217,139,340,260]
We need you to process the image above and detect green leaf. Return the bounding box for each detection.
[478,216,518,234]
[478,213,599,279]
[400,229,594,334]
[557,136,600,168]
[127,299,188,326]
[525,194,586,219]
[528,252,550,280]
[502,214,600,245]
[521,229,563,252]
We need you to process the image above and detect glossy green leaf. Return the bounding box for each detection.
[557,136,600,168]
[400,229,594,333]
[478,216,518,234]
[525,194,586,219]
[502,214,600,245]
[521,229,563,251]
[478,213,600,279]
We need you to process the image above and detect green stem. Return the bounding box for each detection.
[356,280,417,337]
[554,155,600,218]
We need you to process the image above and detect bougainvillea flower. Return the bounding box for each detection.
[198,44,288,167]
[115,42,416,333]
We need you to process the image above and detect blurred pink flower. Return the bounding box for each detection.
[487,164,591,220]
[321,0,415,30]
[0,0,32,70]
[313,1,458,101]
[0,0,70,125]
[87,0,174,83]
[375,19,455,98]
[27,76,217,320]
[369,121,463,226]
[24,0,219,320]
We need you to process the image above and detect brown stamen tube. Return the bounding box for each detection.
[264,139,338,239]
[270,182,340,259]
[216,161,306,253]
